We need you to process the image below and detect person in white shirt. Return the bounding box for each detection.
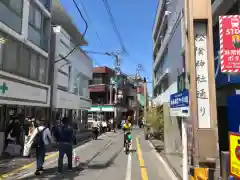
[30,120,53,175]
[92,118,100,139]
[101,120,107,133]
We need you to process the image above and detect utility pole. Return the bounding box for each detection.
[114,54,121,122]
[185,0,218,178]
[135,64,141,127]
[143,77,147,126]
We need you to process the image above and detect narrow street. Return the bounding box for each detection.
[5,129,177,180]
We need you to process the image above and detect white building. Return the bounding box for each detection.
[0,0,52,155]
[0,0,52,124]
[152,0,185,154]
[50,0,92,129]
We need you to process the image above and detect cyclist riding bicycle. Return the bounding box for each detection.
[123,116,132,149]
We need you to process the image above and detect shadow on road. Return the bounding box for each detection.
[81,147,122,170]
[18,144,122,179]
[18,165,84,180]
[129,149,137,153]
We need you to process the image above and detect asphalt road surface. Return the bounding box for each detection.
[7,129,178,180]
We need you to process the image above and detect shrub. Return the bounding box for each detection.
[146,107,164,140]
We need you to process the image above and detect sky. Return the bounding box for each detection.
[60,0,158,96]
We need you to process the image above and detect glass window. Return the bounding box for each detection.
[9,0,22,15]
[18,46,30,76]
[93,76,103,84]
[29,4,42,30]
[0,33,5,67]
[35,8,42,30]
[0,43,3,67]
[3,38,19,72]
[30,52,38,79]
[28,25,41,46]
[38,56,46,83]
[29,4,35,24]
[1,0,23,16]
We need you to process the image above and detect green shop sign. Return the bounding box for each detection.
[0,82,8,94]
[88,105,114,112]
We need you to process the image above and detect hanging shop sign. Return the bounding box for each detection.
[194,22,211,128]
[219,15,240,73]
[229,132,240,178]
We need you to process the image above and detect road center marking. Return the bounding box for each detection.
[136,137,148,180]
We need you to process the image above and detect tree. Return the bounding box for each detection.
[146,106,164,140]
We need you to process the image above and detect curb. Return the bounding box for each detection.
[0,132,98,179]
[149,140,183,180]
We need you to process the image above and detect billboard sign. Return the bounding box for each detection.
[219,15,240,73]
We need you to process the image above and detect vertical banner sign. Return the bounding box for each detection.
[194,23,211,128]
[219,15,240,72]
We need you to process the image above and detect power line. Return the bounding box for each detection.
[84,50,108,56]
[78,0,104,47]
[101,0,128,55]
[55,0,88,63]
[100,0,151,77]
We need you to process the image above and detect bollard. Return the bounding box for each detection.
[220,151,229,180]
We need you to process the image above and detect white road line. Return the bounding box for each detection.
[125,144,132,180]
[147,140,178,180]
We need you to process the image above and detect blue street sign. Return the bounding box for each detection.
[170,90,189,108]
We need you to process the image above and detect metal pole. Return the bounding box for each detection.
[182,117,188,180]
[143,77,147,124]
[109,85,112,104]
[135,64,141,127]
[114,54,120,123]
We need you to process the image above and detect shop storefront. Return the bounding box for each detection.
[0,71,50,156]
[53,89,91,131]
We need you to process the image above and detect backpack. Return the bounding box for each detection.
[34,127,46,148]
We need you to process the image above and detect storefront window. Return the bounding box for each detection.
[35,107,46,122]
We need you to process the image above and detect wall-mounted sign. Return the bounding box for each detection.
[170,90,189,117]
[219,15,240,73]
[0,82,8,94]
[194,23,211,128]
[0,78,48,104]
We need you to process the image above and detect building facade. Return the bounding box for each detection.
[212,0,240,154]
[50,0,92,130]
[88,66,122,123]
[88,66,143,124]
[152,0,184,154]
[0,0,52,155]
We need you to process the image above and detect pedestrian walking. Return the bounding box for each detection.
[113,118,117,133]
[92,118,100,139]
[56,117,76,173]
[32,120,53,175]
[101,120,107,133]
